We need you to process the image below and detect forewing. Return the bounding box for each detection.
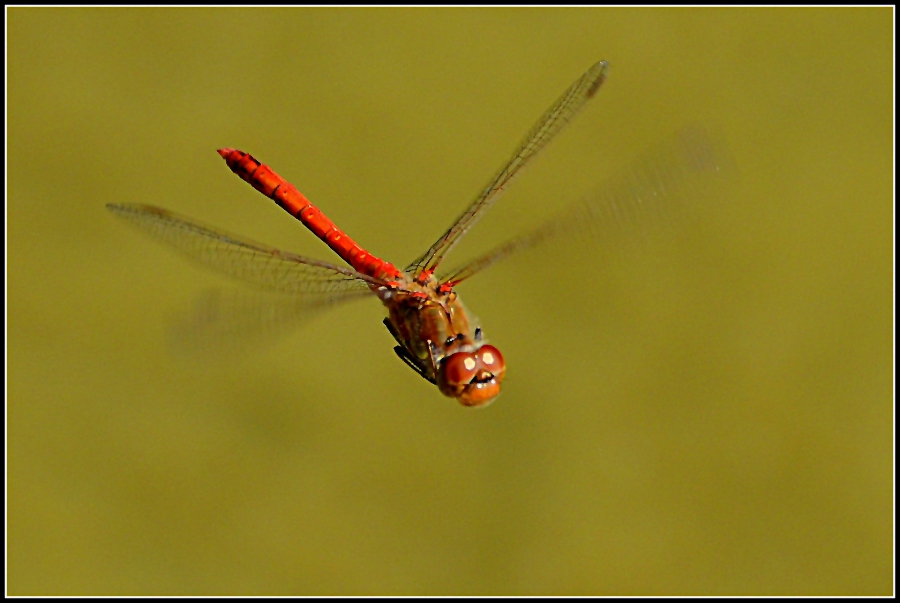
[406,60,609,275]
[106,203,384,294]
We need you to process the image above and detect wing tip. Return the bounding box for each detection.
[587,60,610,98]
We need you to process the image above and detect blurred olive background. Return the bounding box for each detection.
[7,7,892,596]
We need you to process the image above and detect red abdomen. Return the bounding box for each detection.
[218,148,401,282]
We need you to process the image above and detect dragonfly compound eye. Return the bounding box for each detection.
[440,352,479,390]
[438,347,505,408]
[475,345,505,379]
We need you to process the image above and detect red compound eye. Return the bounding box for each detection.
[475,345,505,376]
[441,352,479,388]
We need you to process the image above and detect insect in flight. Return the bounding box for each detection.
[107,60,719,407]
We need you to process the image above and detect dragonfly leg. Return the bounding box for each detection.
[426,340,441,379]
[383,317,404,347]
[393,346,436,384]
[385,318,437,384]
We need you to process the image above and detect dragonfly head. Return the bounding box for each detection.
[437,345,506,407]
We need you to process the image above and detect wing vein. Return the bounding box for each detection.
[106,203,384,295]
[406,60,609,275]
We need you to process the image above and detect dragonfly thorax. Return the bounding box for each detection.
[382,277,505,407]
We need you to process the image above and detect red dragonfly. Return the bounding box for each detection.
[107,60,718,407]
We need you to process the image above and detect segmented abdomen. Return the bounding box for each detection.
[218,148,401,282]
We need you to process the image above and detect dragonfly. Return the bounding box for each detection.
[107,60,720,407]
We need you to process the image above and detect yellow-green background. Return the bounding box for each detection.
[7,7,893,595]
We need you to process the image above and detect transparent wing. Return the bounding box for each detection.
[106,203,386,295]
[406,60,609,276]
[438,127,727,286]
[167,287,371,356]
